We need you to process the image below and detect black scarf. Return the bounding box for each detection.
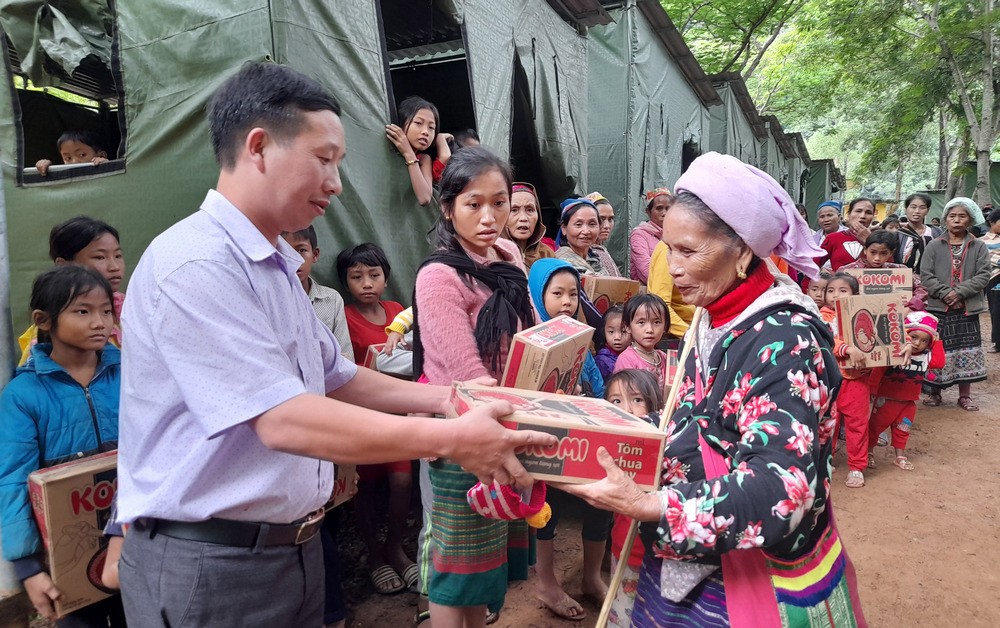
[412,250,535,380]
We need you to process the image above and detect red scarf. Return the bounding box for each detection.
[705,262,774,328]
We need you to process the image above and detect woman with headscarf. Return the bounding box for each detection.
[561,152,865,627]
[555,198,622,277]
[813,200,846,246]
[586,191,617,248]
[501,182,555,270]
[629,188,670,284]
[981,208,1000,353]
[919,197,991,411]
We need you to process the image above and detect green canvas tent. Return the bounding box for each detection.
[804,158,846,218]
[585,0,721,264]
[708,72,767,170]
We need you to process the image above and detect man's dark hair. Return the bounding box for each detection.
[336,243,391,286]
[282,225,318,249]
[208,62,341,170]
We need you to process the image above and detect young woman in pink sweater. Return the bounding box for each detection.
[412,146,537,628]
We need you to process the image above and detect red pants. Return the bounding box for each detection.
[869,398,913,451]
[840,378,872,472]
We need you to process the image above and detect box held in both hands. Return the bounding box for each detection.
[835,293,907,366]
[28,451,117,618]
[450,384,666,491]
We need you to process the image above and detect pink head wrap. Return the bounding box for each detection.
[674,152,823,279]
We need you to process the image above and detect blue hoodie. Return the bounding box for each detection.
[527,258,605,397]
[0,344,120,579]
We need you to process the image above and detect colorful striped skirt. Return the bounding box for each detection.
[428,459,530,609]
[927,310,987,388]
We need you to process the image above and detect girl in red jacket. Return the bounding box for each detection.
[868,312,945,472]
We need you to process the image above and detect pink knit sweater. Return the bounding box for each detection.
[415,238,533,385]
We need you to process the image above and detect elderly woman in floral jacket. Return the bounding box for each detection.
[564,153,866,627]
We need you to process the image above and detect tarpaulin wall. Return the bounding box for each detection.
[708,85,760,168]
[586,4,710,266]
[805,162,833,216]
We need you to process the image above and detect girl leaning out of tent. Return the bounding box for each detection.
[412,146,537,628]
[386,96,453,206]
[0,265,124,626]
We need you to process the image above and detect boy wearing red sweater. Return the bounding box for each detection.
[868,312,944,472]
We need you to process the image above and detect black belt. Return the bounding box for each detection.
[143,510,324,548]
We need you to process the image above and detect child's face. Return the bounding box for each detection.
[449,169,510,257]
[864,243,894,267]
[542,271,579,319]
[603,313,629,353]
[282,234,318,291]
[606,380,650,418]
[62,232,124,291]
[59,139,105,165]
[405,108,437,152]
[345,263,386,306]
[825,279,854,304]
[40,288,113,353]
[629,304,665,351]
[807,279,828,309]
[907,329,932,354]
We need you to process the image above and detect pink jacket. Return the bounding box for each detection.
[415,238,531,385]
[629,221,663,284]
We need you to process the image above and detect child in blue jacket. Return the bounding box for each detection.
[0,265,123,626]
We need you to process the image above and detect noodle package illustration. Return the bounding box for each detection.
[450,384,666,490]
[502,315,595,393]
[835,293,907,366]
[28,451,117,617]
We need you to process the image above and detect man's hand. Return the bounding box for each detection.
[23,572,61,621]
[557,448,662,521]
[35,159,53,175]
[446,400,557,489]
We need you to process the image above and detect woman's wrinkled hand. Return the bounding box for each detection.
[555,447,662,522]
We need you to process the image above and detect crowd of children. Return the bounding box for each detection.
[4,102,996,628]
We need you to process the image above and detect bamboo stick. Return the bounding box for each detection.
[595,307,704,628]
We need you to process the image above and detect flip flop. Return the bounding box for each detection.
[370,564,405,595]
[867,451,877,469]
[845,470,865,488]
[401,563,420,594]
[486,610,501,625]
[538,593,587,621]
[893,456,914,471]
[414,610,431,627]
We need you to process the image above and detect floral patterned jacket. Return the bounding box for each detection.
[641,302,842,564]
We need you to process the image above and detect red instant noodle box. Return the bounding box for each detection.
[362,343,386,370]
[501,315,595,393]
[450,384,666,491]
[28,451,117,617]
[835,293,907,366]
[326,464,358,509]
[581,276,641,314]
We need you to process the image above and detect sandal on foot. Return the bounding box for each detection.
[923,394,942,407]
[486,610,501,625]
[877,431,889,447]
[414,610,431,627]
[958,396,980,412]
[867,452,877,469]
[538,593,587,622]
[401,563,420,594]
[845,470,865,488]
[893,456,914,471]
[370,564,405,595]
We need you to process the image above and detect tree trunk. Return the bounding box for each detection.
[973,147,992,210]
[945,128,970,200]
[936,107,950,189]
[894,159,904,204]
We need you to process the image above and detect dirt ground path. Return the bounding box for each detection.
[349,313,1000,628]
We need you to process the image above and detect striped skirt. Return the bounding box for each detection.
[427,459,511,609]
[927,310,987,388]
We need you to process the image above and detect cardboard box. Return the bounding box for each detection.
[842,267,913,296]
[327,464,358,509]
[450,384,666,490]
[362,343,386,370]
[581,276,641,314]
[501,316,595,393]
[663,349,679,397]
[28,451,117,617]
[835,294,907,366]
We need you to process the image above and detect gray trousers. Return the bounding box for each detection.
[119,520,324,627]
